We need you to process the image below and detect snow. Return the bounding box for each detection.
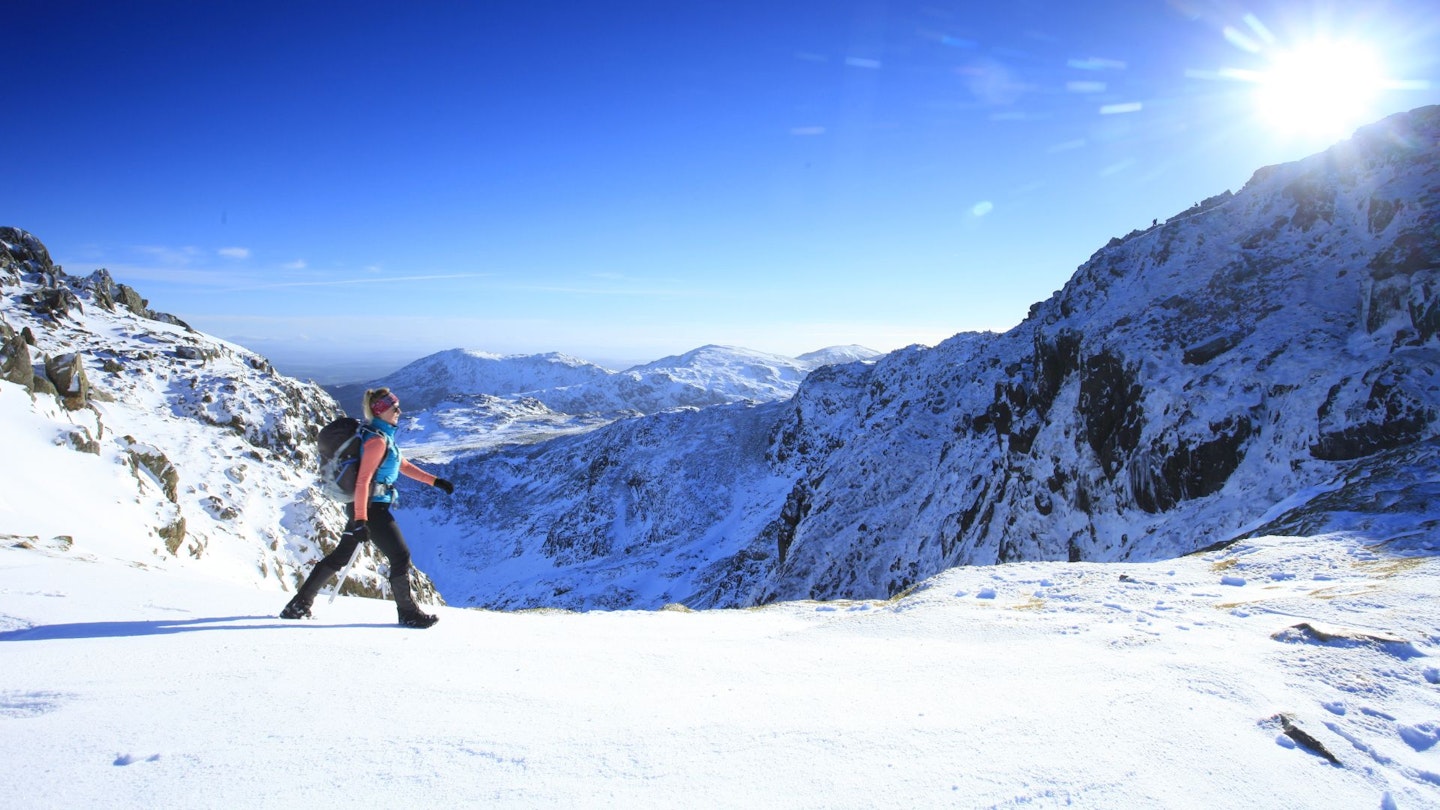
[3,530,1437,807]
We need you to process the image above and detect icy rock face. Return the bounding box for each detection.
[418,106,1440,609]
[0,229,441,604]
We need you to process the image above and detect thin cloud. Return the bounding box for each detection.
[218,247,250,259]
[224,272,491,292]
[133,245,203,265]
[495,281,716,298]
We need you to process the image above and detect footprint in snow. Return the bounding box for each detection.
[113,753,162,766]
[1398,723,1439,752]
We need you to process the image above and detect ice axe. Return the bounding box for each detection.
[328,546,360,605]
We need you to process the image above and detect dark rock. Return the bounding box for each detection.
[1132,415,1256,513]
[1182,333,1241,365]
[0,226,55,280]
[1368,227,1440,282]
[1367,196,1402,234]
[43,352,91,410]
[1312,358,1438,461]
[1267,713,1341,766]
[1078,349,1145,476]
[124,439,181,503]
[1284,176,1336,231]
[1,332,34,388]
[22,287,83,320]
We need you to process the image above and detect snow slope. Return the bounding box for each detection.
[410,105,1440,611]
[2,530,1436,808]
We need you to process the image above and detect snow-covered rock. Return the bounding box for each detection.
[409,105,1440,610]
[0,227,440,605]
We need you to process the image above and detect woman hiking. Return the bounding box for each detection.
[281,387,455,628]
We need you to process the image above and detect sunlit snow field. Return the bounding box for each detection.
[3,527,1436,808]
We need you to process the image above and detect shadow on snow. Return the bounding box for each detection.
[0,616,395,641]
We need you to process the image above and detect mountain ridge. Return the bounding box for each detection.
[325,342,881,418]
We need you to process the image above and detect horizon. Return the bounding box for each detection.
[7,1,1439,366]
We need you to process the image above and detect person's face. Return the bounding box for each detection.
[381,402,401,425]
[375,394,401,424]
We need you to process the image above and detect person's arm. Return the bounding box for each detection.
[401,459,454,494]
[399,458,437,485]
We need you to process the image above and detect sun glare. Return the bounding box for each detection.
[1253,40,1387,140]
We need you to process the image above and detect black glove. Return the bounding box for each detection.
[433,477,454,495]
[344,519,370,543]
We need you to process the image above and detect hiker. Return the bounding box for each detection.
[281,387,455,628]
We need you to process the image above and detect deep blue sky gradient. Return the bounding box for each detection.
[6,0,1439,375]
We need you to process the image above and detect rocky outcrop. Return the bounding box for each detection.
[1,227,442,605]
[0,226,54,281]
[0,323,34,388]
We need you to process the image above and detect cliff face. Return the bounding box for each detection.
[413,106,1440,610]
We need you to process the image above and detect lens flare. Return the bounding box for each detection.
[1253,41,1386,139]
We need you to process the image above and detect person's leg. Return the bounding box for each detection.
[367,504,437,627]
[281,505,363,618]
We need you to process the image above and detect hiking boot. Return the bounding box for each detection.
[279,596,313,620]
[398,607,438,628]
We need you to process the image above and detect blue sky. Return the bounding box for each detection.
[6,1,1439,376]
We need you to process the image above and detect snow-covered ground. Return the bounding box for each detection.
[2,529,1436,808]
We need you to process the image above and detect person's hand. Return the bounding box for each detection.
[433,477,455,495]
[344,520,370,543]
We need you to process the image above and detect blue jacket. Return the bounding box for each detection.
[360,418,401,504]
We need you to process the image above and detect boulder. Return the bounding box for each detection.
[44,352,91,411]
[22,287,83,320]
[123,439,181,503]
[0,324,34,389]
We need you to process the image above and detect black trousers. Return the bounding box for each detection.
[295,501,417,611]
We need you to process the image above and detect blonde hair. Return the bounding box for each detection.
[362,387,394,421]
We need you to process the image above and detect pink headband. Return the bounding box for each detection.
[371,394,399,415]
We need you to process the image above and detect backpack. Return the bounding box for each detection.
[316,417,371,502]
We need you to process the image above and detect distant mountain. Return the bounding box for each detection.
[327,343,881,420]
[403,105,1440,610]
[796,345,884,368]
[325,349,612,413]
[532,344,848,416]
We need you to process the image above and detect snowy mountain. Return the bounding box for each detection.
[795,343,883,368]
[406,105,1440,612]
[328,343,881,417]
[324,349,613,413]
[0,228,440,606]
[325,343,880,459]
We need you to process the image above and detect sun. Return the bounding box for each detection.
[1252,40,1387,140]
